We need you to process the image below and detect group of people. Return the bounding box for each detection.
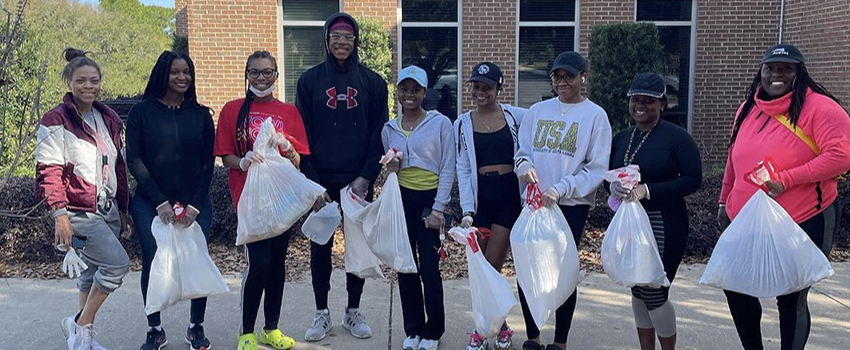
[35,11,849,350]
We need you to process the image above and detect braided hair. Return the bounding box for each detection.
[729,62,844,146]
[235,50,278,157]
[142,50,198,101]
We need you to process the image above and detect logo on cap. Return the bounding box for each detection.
[477,65,490,75]
[772,48,789,56]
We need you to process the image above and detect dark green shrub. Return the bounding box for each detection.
[587,22,663,132]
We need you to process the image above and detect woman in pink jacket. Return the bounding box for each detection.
[718,43,850,350]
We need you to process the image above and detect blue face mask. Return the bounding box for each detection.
[249,83,275,98]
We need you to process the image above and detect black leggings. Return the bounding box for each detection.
[240,230,292,334]
[724,201,838,350]
[310,182,369,311]
[517,204,590,344]
[398,187,445,340]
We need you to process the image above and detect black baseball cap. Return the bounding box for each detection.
[550,51,586,75]
[468,62,504,87]
[761,43,805,64]
[627,73,666,99]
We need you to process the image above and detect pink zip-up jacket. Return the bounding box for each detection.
[720,87,850,222]
[35,93,129,214]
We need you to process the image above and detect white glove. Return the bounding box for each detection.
[60,246,88,279]
[516,161,538,184]
[541,188,560,207]
[239,150,264,171]
[460,215,474,228]
[269,133,292,151]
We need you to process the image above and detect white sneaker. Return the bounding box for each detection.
[419,338,440,350]
[343,308,373,339]
[402,335,421,350]
[304,309,332,342]
[67,323,96,350]
[61,316,76,339]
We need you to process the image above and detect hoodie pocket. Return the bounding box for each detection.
[313,135,365,176]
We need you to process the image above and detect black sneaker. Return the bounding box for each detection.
[140,327,168,350]
[522,340,544,350]
[186,324,211,350]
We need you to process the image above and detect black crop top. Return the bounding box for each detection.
[473,124,514,168]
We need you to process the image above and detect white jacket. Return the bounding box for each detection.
[454,104,527,215]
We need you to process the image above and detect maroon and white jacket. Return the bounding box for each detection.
[36,93,129,214]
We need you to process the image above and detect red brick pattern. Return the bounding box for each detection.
[783,0,850,110]
[692,0,782,165]
[186,0,279,113]
[181,0,847,162]
[461,0,518,110]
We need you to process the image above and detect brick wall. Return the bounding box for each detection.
[579,0,634,59]
[175,0,188,36]
[187,0,279,113]
[692,0,781,165]
[783,0,850,110]
[460,0,517,110]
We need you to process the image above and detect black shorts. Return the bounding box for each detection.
[474,172,522,229]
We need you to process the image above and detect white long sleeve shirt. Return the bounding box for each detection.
[514,97,612,207]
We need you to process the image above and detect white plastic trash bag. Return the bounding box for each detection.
[602,201,670,288]
[339,186,384,279]
[237,119,325,245]
[146,218,229,315]
[302,201,342,245]
[510,185,580,329]
[359,173,417,273]
[449,227,518,338]
[700,190,834,298]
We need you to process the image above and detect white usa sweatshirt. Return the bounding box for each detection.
[514,97,612,207]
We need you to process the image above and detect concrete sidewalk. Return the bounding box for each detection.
[2,263,849,350]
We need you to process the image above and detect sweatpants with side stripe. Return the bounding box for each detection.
[240,230,293,334]
[724,201,839,350]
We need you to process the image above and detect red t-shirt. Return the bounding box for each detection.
[214,98,310,209]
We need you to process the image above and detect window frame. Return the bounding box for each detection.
[278,0,344,102]
[514,0,581,107]
[634,0,697,132]
[397,0,463,117]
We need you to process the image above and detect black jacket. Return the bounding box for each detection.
[296,12,389,186]
[126,97,215,210]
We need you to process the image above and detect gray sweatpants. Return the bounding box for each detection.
[68,202,130,294]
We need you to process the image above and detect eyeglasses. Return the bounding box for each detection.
[247,69,277,79]
[329,33,356,43]
[550,73,578,84]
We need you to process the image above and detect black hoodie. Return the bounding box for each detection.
[126,97,215,210]
[296,12,389,186]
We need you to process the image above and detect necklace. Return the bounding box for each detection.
[475,109,502,131]
[401,111,424,131]
[558,97,585,116]
[623,126,654,165]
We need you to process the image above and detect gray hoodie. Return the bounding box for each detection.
[381,110,456,212]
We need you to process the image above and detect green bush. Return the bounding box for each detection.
[356,17,396,119]
[587,22,663,132]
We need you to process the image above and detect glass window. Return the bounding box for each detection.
[281,0,341,103]
[400,0,459,119]
[516,1,577,108]
[517,27,575,108]
[519,0,576,22]
[282,0,338,21]
[636,0,692,22]
[283,27,326,103]
[401,0,458,22]
[657,26,691,128]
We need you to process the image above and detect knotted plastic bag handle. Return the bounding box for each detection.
[526,184,542,209]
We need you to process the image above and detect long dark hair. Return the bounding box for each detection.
[729,62,844,146]
[142,50,198,101]
[236,50,278,157]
